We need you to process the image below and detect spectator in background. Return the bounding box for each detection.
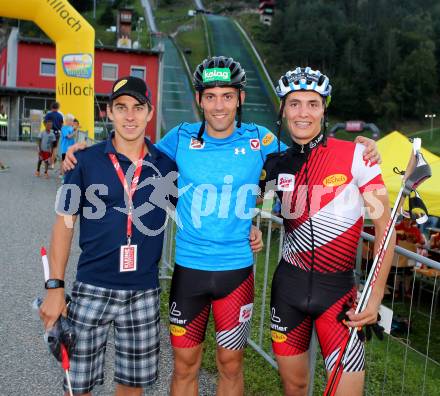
[73,118,89,145]
[272,196,281,217]
[44,102,63,167]
[430,232,440,250]
[395,217,427,297]
[395,217,426,245]
[35,119,56,179]
[73,118,80,136]
[59,114,76,179]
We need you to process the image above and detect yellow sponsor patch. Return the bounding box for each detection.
[170,325,186,336]
[271,330,287,343]
[262,133,274,146]
[113,79,128,92]
[260,169,267,180]
[323,173,347,187]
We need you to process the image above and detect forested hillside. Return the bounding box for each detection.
[255,0,440,127]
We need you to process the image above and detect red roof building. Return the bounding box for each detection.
[0,28,161,142]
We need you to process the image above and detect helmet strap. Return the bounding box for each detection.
[237,89,242,128]
[276,100,286,153]
[197,92,205,143]
[322,108,329,147]
[197,117,205,143]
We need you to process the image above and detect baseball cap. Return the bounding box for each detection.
[109,76,152,105]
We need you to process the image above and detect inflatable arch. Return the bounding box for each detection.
[0,0,95,138]
[329,121,380,140]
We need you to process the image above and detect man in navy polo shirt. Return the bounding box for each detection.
[39,76,177,396]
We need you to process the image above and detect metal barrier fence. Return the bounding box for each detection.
[0,118,112,142]
[359,232,440,396]
[159,211,440,395]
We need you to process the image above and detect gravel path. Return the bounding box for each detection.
[0,143,216,395]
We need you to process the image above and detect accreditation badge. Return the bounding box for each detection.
[120,244,138,272]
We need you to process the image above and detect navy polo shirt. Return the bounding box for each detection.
[60,135,177,290]
[44,111,63,132]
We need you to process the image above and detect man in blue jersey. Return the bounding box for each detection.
[157,57,284,396]
[64,57,380,396]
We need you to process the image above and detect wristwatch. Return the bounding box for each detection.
[45,279,65,289]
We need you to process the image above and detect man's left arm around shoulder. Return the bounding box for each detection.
[63,141,88,171]
[346,187,396,327]
[354,136,381,164]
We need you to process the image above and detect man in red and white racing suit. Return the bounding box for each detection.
[260,67,396,396]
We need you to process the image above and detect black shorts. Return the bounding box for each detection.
[270,259,365,372]
[53,131,60,148]
[169,264,254,350]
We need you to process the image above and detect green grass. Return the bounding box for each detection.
[384,293,440,363]
[174,14,210,73]
[154,0,195,34]
[202,0,251,14]
[154,0,208,91]
[361,335,440,395]
[11,2,151,49]
[235,13,283,85]
[131,0,154,49]
[159,221,440,394]
[80,1,115,45]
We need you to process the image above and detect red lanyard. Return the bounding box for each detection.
[108,146,144,245]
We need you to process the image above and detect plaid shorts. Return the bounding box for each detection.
[65,281,160,394]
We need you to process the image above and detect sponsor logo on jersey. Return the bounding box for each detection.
[169,302,181,317]
[271,330,287,343]
[170,317,187,325]
[262,133,274,146]
[270,309,287,331]
[271,307,281,323]
[234,147,246,155]
[249,139,260,150]
[260,169,267,181]
[323,173,347,187]
[189,137,205,149]
[170,325,186,336]
[271,323,288,332]
[309,133,323,148]
[277,173,295,191]
[239,303,254,323]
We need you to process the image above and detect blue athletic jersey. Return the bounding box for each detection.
[156,122,288,271]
